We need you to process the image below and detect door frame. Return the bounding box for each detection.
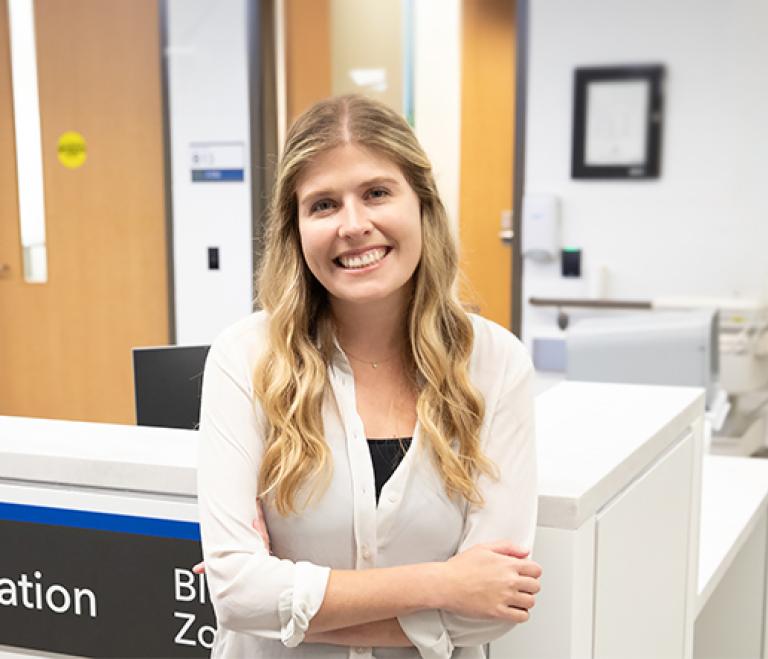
[511,0,529,338]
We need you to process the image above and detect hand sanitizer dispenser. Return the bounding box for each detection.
[522,194,560,262]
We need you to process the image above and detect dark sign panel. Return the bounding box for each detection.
[0,502,217,657]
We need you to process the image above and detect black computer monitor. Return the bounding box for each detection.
[132,345,210,430]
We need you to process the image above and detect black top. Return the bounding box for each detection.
[367,437,412,504]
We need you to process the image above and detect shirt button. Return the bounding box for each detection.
[355,648,367,654]
[388,492,399,503]
[361,545,371,560]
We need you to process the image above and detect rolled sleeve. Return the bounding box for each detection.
[398,343,538,656]
[278,561,332,647]
[197,331,330,646]
[398,609,455,658]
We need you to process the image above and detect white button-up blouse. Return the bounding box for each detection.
[197,310,537,659]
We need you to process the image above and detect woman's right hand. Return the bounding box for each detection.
[440,541,541,622]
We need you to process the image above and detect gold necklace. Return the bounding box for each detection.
[343,348,400,370]
[346,353,412,439]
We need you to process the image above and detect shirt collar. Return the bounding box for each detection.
[328,333,353,376]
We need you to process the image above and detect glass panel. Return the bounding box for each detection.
[329,0,413,120]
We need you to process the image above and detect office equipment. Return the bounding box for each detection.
[567,310,722,409]
[653,297,768,454]
[132,345,210,430]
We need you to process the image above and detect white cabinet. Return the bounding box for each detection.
[491,383,705,659]
[593,431,696,659]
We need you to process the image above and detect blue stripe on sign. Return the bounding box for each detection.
[0,502,200,540]
[191,168,244,182]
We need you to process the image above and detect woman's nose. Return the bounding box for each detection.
[337,200,373,239]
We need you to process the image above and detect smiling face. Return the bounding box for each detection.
[295,142,423,310]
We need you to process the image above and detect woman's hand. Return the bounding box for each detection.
[250,498,271,552]
[439,541,541,623]
[192,499,271,574]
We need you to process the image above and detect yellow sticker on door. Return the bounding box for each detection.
[57,131,87,169]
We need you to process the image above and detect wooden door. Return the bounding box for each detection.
[0,0,169,424]
[459,0,517,328]
[284,0,331,123]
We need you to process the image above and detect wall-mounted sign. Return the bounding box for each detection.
[190,141,245,182]
[0,502,216,657]
[57,131,87,169]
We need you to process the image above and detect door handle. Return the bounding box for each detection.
[499,210,514,245]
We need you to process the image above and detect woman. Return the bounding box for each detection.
[197,94,540,658]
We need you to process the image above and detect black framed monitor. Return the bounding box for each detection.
[132,345,211,430]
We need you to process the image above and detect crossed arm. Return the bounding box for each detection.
[196,506,538,649]
[305,618,412,647]
[195,512,413,648]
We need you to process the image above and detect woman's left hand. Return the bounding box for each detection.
[193,499,271,574]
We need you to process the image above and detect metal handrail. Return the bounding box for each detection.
[529,297,653,310]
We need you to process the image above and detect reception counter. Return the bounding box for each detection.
[0,381,706,658]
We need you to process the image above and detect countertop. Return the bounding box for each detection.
[0,381,706,529]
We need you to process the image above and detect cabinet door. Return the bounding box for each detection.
[593,431,695,659]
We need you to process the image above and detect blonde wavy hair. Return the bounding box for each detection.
[255,94,498,515]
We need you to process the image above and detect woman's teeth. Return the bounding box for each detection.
[337,247,388,269]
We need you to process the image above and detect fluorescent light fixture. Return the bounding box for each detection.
[7,0,48,283]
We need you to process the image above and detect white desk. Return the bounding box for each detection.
[694,455,768,659]
[0,415,195,495]
[1,381,706,658]
[0,418,205,657]
[491,381,705,659]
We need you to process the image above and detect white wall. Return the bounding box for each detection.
[166,0,253,346]
[522,0,768,346]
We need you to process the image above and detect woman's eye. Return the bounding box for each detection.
[310,199,336,214]
[367,187,390,200]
